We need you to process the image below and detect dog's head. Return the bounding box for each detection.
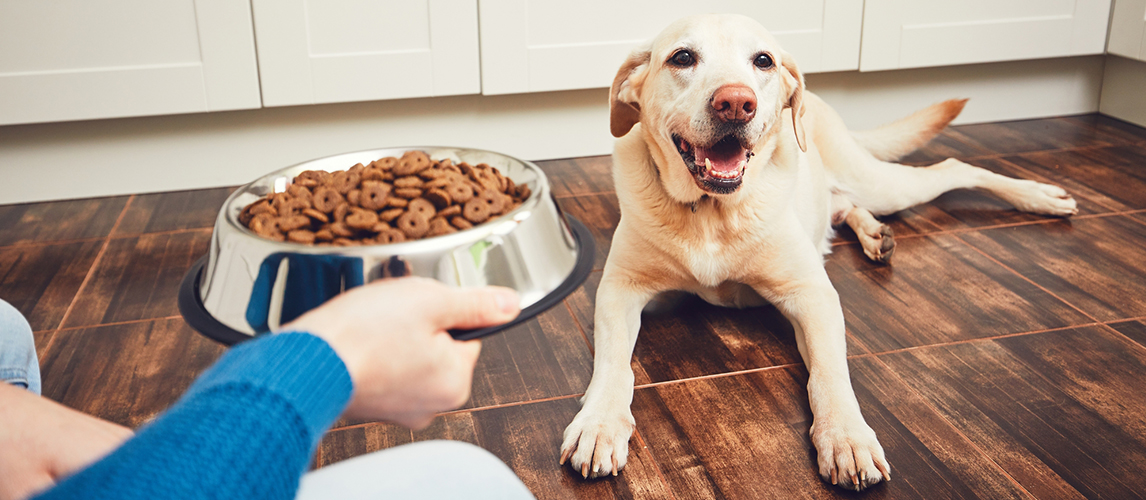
[610,14,805,202]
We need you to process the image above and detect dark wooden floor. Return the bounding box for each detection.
[4,114,1146,499]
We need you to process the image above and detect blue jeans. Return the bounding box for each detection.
[0,299,39,394]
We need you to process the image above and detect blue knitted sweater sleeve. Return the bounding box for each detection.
[33,332,353,500]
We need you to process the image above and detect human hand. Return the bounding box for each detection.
[0,383,134,500]
[283,277,520,429]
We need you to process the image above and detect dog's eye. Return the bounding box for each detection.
[754,53,774,69]
[669,50,695,67]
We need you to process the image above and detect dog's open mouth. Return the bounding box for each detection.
[674,134,753,194]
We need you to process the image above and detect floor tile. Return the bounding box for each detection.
[632,362,1031,499]
[960,216,1146,322]
[566,271,808,386]
[0,240,103,331]
[0,196,129,246]
[62,230,211,328]
[947,114,1140,156]
[536,156,614,198]
[557,194,619,271]
[899,128,995,165]
[878,325,1146,499]
[1108,319,1146,349]
[899,157,1109,232]
[113,187,235,236]
[1058,114,1146,145]
[1000,145,1146,212]
[37,317,226,428]
[321,398,674,500]
[464,301,593,409]
[334,296,594,428]
[826,234,1091,353]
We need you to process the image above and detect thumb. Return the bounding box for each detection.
[430,286,521,330]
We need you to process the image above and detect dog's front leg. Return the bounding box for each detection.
[756,270,891,491]
[561,268,657,479]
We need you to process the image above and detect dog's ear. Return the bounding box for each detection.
[610,48,651,138]
[781,53,807,152]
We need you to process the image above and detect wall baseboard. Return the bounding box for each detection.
[0,55,1106,204]
[1099,55,1146,129]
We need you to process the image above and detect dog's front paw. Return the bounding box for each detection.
[811,419,891,491]
[560,406,636,479]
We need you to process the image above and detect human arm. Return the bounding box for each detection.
[0,383,134,500]
[29,278,519,500]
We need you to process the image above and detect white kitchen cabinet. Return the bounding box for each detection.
[477,0,864,95]
[251,0,480,107]
[1108,0,1146,61]
[0,0,260,127]
[860,0,1112,71]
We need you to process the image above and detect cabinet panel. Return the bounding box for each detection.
[861,0,1112,71]
[0,0,260,126]
[478,0,863,95]
[1108,0,1146,62]
[251,0,480,107]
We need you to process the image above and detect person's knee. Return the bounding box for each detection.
[0,299,39,394]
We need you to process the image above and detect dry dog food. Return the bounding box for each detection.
[238,150,532,245]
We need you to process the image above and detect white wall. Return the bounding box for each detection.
[0,55,1107,204]
[1099,55,1146,128]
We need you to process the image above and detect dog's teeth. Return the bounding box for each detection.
[705,157,713,174]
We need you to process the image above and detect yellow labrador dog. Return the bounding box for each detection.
[559,13,1077,491]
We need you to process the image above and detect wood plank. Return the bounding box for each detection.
[37,317,226,428]
[536,156,614,198]
[1001,145,1146,212]
[566,270,811,387]
[557,193,619,271]
[879,325,1146,498]
[113,187,235,236]
[0,240,103,331]
[960,216,1146,322]
[321,397,674,500]
[632,363,1032,499]
[0,195,128,245]
[900,157,1109,232]
[826,233,1091,353]
[62,229,210,328]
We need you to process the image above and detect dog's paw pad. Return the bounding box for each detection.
[860,224,895,264]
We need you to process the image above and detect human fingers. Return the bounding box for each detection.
[424,285,521,331]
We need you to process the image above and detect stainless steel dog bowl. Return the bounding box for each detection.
[179,146,594,344]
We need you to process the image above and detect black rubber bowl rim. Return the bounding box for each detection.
[178,216,596,346]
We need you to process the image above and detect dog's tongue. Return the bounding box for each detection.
[694,137,745,173]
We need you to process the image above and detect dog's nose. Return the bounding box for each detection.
[711,85,757,123]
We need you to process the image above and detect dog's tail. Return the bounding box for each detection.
[850,99,968,162]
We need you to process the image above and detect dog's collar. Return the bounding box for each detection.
[688,195,710,213]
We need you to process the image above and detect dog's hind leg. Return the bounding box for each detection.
[831,190,896,263]
[841,157,1078,218]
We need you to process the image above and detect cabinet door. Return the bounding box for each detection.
[860,0,1112,71]
[252,0,480,106]
[1109,0,1146,62]
[478,0,863,95]
[0,0,260,126]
